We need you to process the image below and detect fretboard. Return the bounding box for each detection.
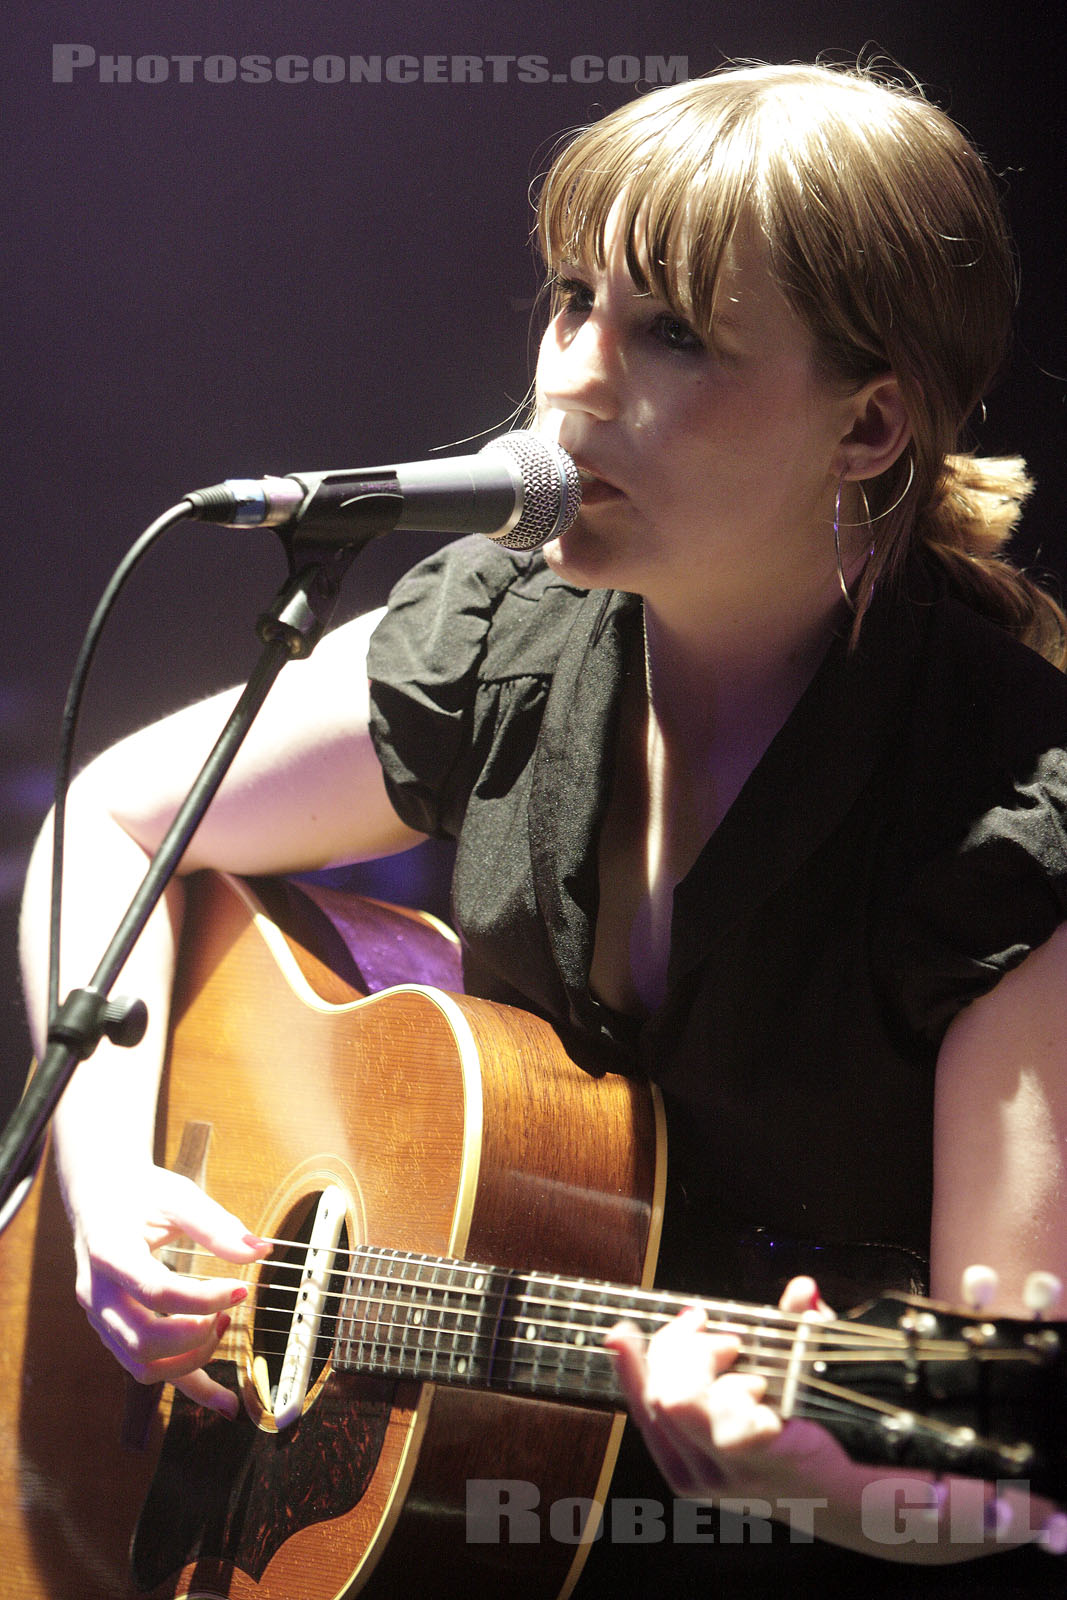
[332,1245,691,1407]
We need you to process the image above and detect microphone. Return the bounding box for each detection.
[184,431,581,552]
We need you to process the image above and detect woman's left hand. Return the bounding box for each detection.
[604,1275,849,1503]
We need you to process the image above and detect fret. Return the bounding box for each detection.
[371,1252,403,1375]
[402,1250,438,1376]
[427,1257,453,1381]
[516,1276,546,1396]
[370,1248,388,1373]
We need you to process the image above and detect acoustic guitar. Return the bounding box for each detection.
[0,871,1064,1599]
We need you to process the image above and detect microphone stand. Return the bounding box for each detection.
[0,530,373,1232]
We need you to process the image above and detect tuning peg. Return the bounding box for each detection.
[960,1264,998,1310]
[1023,1271,1063,1318]
[1041,1511,1067,1556]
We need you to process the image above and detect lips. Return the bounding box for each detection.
[573,462,624,505]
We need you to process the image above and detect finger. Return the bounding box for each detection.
[71,1177,266,1319]
[173,1365,242,1421]
[640,1310,788,1480]
[604,1311,736,1418]
[92,1295,239,1366]
[79,1241,251,1319]
[603,1320,655,1425]
[604,1321,717,1494]
[779,1275,833,1318]
[643,1306,740,1414]
[703,1371,782,1452]
[134,1312,233,1386]
[87,1296,235,1388]
[144,1169,273,1264]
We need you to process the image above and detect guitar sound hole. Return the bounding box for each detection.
[252,1192,350,1411]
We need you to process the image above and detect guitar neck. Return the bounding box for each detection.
[330,1244,1067,1500]
[330,1244,910,1416]
[333,1245,651,1409]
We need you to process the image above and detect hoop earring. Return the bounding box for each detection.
[834,476,875,612]
[835,455,916,529]
[834,456,915,612]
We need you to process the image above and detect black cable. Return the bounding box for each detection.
[46,499,195,1023]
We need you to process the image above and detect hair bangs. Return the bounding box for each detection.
[536,90,759,344]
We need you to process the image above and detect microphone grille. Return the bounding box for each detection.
[480,432,581,550]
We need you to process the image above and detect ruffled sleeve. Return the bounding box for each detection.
[880,596,1067,1045]
[366,535,573,840]
[892,748,1067,1041]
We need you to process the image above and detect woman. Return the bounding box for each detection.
[20,62,1067,1592]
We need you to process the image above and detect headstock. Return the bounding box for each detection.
[814,1265,1067,1550]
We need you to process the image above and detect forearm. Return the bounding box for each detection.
[19,794,182,1194]
[757,1448,1054,1565]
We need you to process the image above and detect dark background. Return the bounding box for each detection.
[2,1,1064,1124]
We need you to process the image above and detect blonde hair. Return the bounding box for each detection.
[535,62,1066,666]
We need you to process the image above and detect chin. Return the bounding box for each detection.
[540,522,628,592]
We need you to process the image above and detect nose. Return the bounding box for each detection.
[536,311,619,423]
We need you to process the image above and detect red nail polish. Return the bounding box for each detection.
[230,1286,248,1306]
[216,1312,231,1337]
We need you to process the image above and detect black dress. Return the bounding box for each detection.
[367,535,1067,1595]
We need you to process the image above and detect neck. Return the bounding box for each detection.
[640,575,846,753]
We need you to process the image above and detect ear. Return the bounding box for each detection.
[834,376,912,482]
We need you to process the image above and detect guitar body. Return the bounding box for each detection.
[0,872,664,1600]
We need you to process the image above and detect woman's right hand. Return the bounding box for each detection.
[65,1161,272,1418]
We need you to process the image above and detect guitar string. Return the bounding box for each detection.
[217,1308,982,1437]
[167,1242,1013,1371]
[261,1306,1021,1450]
[265,1240,966,1350]
[242,1286,933,1362]
[277,1315,978,1372]
[173,1236,927,1353]
[248,1288,978,1367]
[174,1246,1027,1437]
[208,1280,986,1380]
[272,1290,996,1365]
[168,1270,1037,1449]
[179,1232,1060,1392]
[218,1295,939,1426]
[166,1242,1038,1431]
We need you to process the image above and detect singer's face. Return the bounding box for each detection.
[534,208,859,605]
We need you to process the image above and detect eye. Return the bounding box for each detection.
[651,312,704,354]
[553,276,594,317]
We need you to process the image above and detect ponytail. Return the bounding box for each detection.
[921,455,1066,668]
[849,453,1066,667]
